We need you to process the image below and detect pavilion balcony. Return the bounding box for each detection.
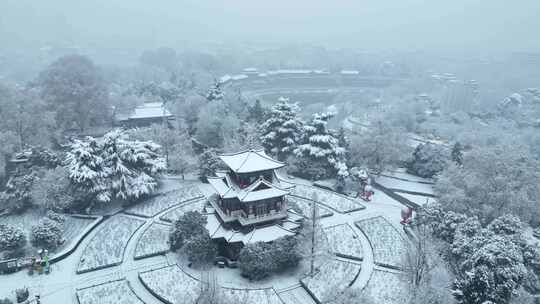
[238,209,288,226]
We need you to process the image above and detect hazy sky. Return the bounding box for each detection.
[1,0,539,52]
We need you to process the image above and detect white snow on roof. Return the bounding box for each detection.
[126,102,172,120]
[219,149,285,173]
[341,70,359,75]
[248,225,295,243]
[219,74,232,83]
[207,177,230,196]
[267,69,313,75]
[208,175,289,202]
[243,67,258,73]
[231,74,249,80]
[241,187,289,202]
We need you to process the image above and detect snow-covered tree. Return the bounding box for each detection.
[453,235,526,304]
[169,211,208,251]
[66,130,165,206]
[100,129,165,201]
[198,148,224,182]
[349,120,409,174]
[206,80,224,102]
[238,242,275,280]
[183,232,217,267]
[31,167,76,212]
[30,218,63,250]
[293,112,347,179]
[408,143,450,178]
[0,224,26,253]
[65,137,106,201]
[260,100,303,161]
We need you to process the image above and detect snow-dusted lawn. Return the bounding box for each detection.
[160,198,208,223]
[323,224,363,260]
[355,216,407,268]
[126,186,204,217]
[139,264,200,304]
[0,211,97,259]
[290,184,365,213]
[361,269,409,304]
[288,195,333,218]
[278,286,317,304]
[76,279,144,304]
[77,216,144,273]
[134,222,171,259]
[301,258,361,303]
[221,287,283,304]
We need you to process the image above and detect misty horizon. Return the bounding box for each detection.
[2,0,540,53]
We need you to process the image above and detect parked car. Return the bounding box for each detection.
[214,256,238,268]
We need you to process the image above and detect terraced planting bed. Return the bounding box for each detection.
[301,258,361,303]
[290,184,364,213]
[77,216,144,273]
[221,287,284,304]
[278,286,317,304]
[126,186,203,217]
[134,222,171,259]
[76,279,144,304]
[355,216,407,269]
[139,264,200,304]
[361,269,409,304]
[160,198,209,223]
[288,196,333,218]
[323,224,363,260]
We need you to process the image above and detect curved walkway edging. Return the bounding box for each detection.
[50,215,104,264]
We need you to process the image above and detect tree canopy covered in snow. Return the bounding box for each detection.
[66,129,165,206]
[260,100,304,161]
[293,112,348,179]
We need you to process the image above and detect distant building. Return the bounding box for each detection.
[114,102,174,128]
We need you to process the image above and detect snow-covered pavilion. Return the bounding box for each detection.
[207,149,290,227]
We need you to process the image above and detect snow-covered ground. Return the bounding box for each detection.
[0,173,432,303]
[77,215,145,273]
[125,186,203,218]
[355,216,408,268]
[290,184,365,213]
[134,222,171,260]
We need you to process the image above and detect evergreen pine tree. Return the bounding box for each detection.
[206,80,224,102]
[260,100,303,161]
[294,112,348,179]
[451,142,464,165]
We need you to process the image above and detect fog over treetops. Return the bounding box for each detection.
[2,0,540,52]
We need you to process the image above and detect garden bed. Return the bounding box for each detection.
[288,196,333,218]
[278,286,317,304]
[138,264,200,304]
[76,279,144,304]
[77,215,145,273]
[159,198,209,223]
[323,224,363,261]
[290,184,365,213]
[125,186,204,218]
[221,287,284,304]
[134,222,171,260]
[301,258,361,303]
[0,210,98,260]
[361,269,409,304]
[355,216,407,269]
